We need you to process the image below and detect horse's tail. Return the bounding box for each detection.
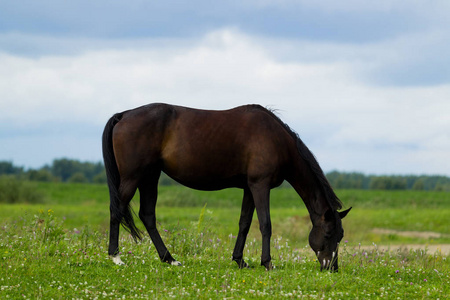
[102,113,142,242]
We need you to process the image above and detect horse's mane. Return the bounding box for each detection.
[248,105,343,211]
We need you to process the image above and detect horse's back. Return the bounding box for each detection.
[162,104,292,163]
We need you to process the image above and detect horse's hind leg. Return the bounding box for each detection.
[138,172,181,266]
[108,210,122,264]
[109,179,139,265]
[232,187,255,268]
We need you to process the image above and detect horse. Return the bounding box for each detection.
[102,103,351,271]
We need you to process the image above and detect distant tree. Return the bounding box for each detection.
[27,169,56,182]
[369,176,387,190]
[50,158,105,182]
[392,177,408,190]
[435,184,444,191]
[51,158,78,181]
[0,161,23,175]
[68,172,88,183]
[82,161,104,182]
[327,171,365,189]
[369,176,407,190]
[434,183,450,192]
[412,178,425,190]
[93,172,107,184]
[433,176,450,191]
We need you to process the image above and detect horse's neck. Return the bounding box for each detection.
[287,162,331,220]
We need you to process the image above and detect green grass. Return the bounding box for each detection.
[3,183,450,245]
[1,207,449,299]
[1,182,449,298]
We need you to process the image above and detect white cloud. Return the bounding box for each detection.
[1,28,450,174]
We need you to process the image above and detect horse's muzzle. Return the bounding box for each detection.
[320,261,338,272]
[318,251,339,272]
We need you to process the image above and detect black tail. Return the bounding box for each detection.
[102,113,142,241]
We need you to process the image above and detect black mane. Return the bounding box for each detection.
[253,105,343,210]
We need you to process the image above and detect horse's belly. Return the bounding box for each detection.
[162,167,247,191]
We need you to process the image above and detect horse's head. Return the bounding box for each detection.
[309,207,352,272]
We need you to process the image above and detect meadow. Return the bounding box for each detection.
[1,182,449,299]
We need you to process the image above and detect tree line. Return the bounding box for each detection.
[326,171,450,191]
[1,159,450,191]
[0,159,105,184]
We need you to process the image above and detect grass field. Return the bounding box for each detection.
[1,183,449,298]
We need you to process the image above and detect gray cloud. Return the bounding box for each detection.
[1,1,447,42]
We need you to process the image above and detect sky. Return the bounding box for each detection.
[1,0,450,175]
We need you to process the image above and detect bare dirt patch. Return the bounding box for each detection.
[362,244,450,255]
[368,228,450,255]
[372,228,449,239]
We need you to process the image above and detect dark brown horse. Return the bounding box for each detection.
[102,103,351,271]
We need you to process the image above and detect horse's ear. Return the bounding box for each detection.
[338,207,352,219]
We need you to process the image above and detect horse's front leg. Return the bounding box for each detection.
[232,187,255,268]
[250,183,273,270]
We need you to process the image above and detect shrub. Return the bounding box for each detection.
[68,172,88,183]
[93,171,107,184]
[27,169,57,182]
[0,175,44,203]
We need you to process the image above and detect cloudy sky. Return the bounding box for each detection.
[1,1,450,175]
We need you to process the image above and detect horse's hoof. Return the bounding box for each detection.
[111,255,125,265]
[171,260,182,266]
[262,261,275,270]
[233,258,250,269]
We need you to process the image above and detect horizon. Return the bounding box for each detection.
[3,157,450,178]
